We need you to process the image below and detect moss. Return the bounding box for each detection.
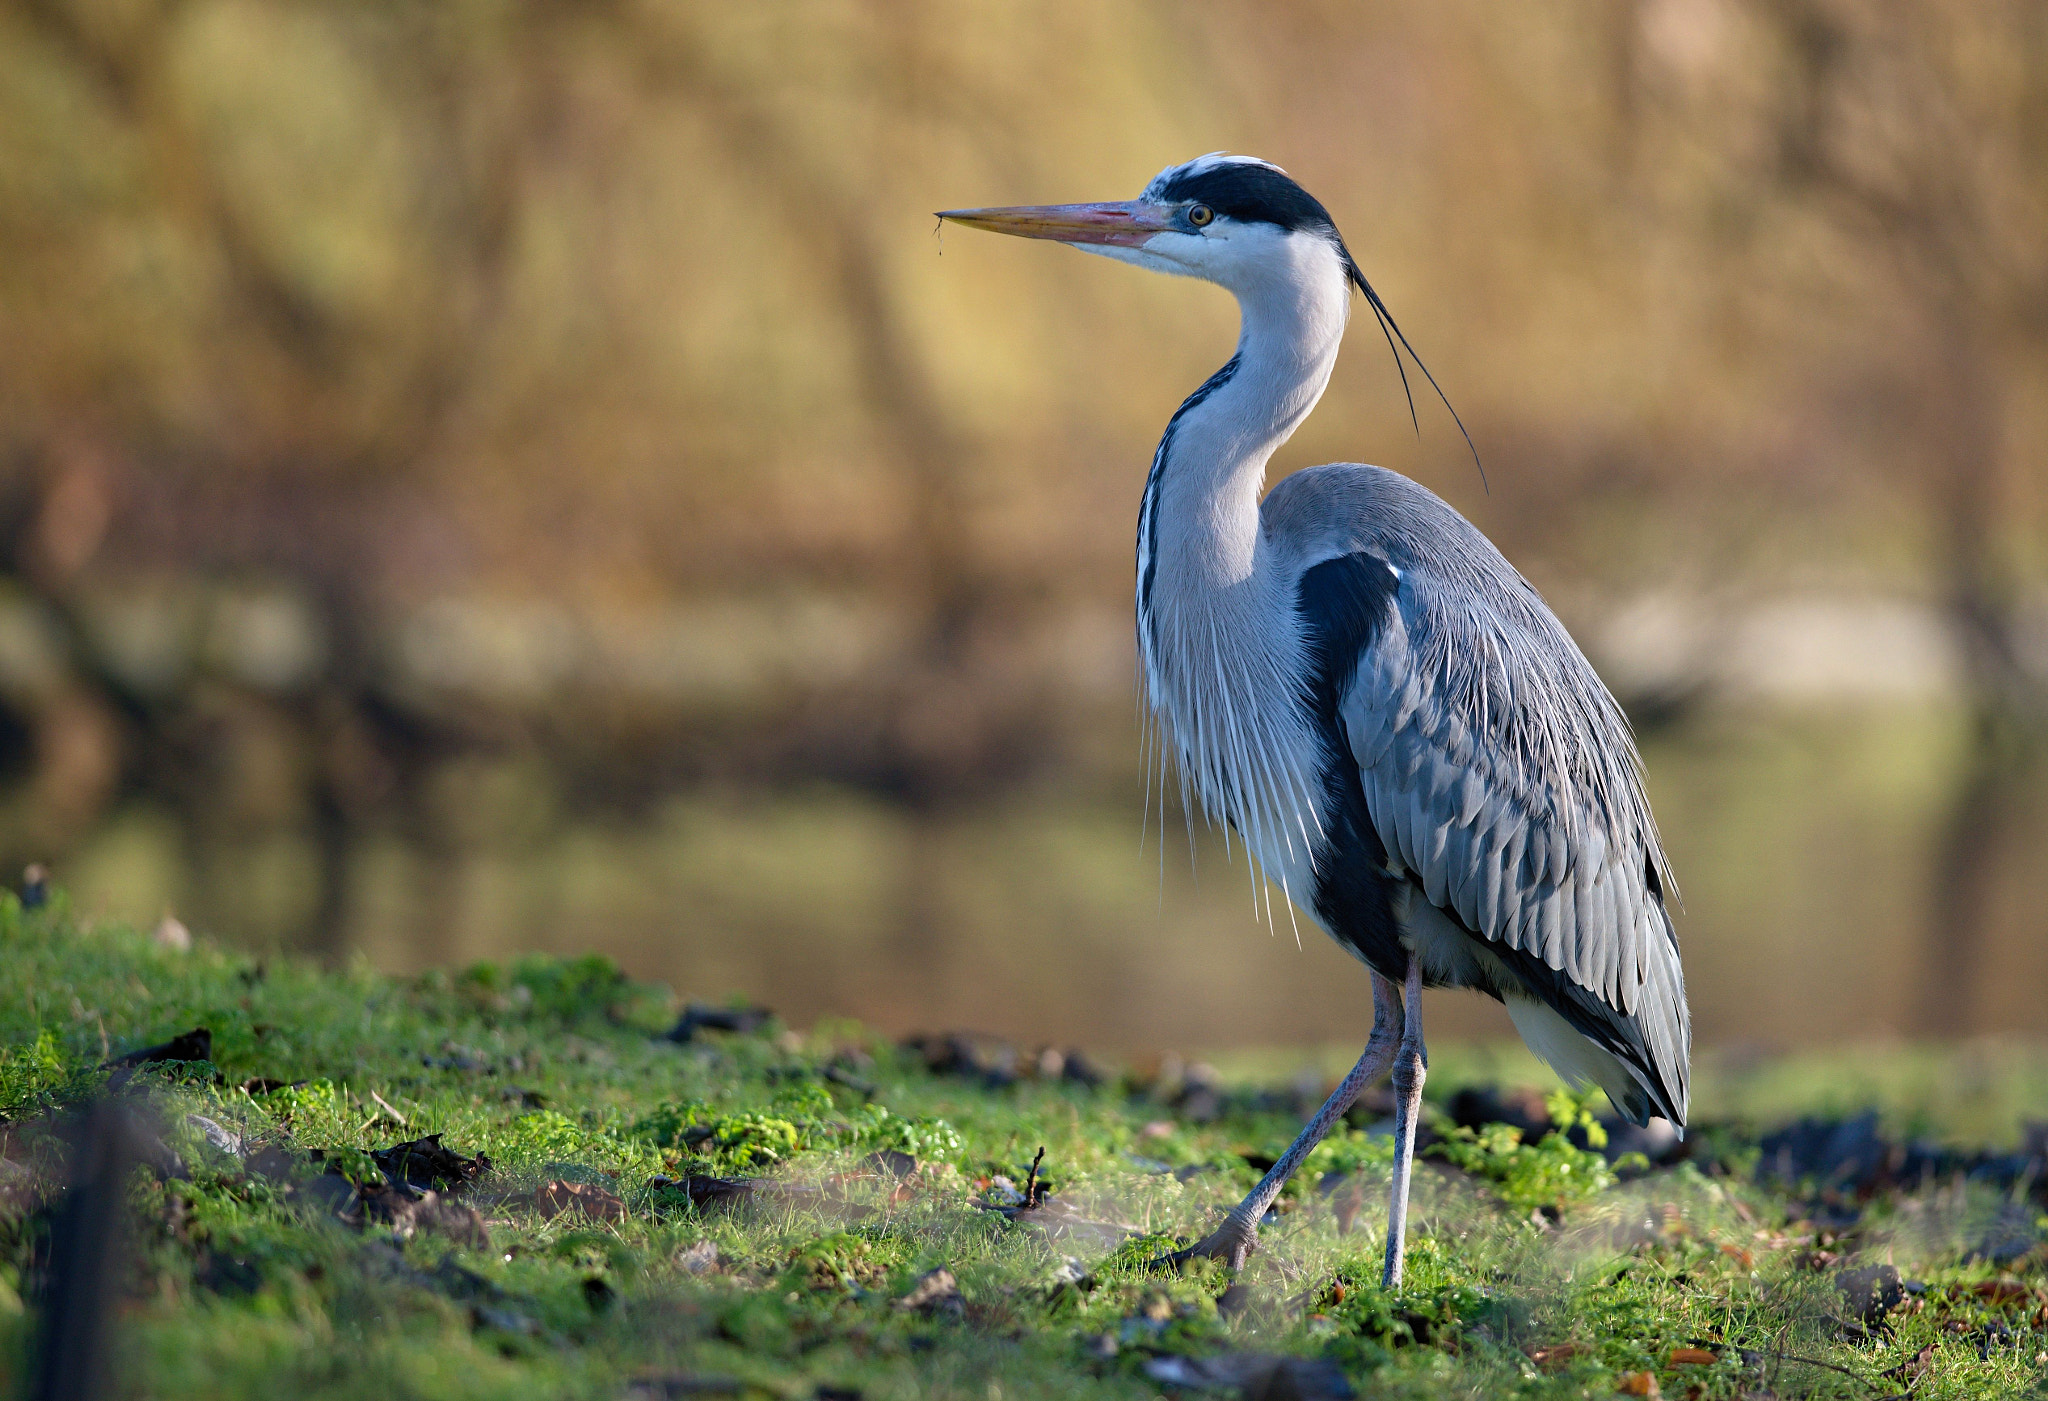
[0,895,2041,1399]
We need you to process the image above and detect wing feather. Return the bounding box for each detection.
[1331,547,1689,1125]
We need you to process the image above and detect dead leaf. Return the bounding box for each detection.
[1616,1372,1662,1398]
[532,1179,626,1222]
[665,1004,772,1043]
[1837,1264,1904,1324]
[107,1027,211,1068]
[295,1170,486,1248]
[902,1031,1019,1084]
[371,1134,491,1193]
[860,1149,917,1179]
[297,1172,359,1218]
[624,1376,744,1399]
[391,1192,491,1249]
[895,1267,962,1319]
[471,1302,541,1336]
[185,1114,242,1159]
[676,1240,720,1274]
[244,1142,299,1182]
[1526,1342,1588,1371]
[1142,1354,1355,1399]
[1718,1244,1754,1270]
[1972,1279,2029,1306]
[679,1174,759,1210]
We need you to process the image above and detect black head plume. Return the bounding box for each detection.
[1148,155,1484,490]
[1343,255,1486,493]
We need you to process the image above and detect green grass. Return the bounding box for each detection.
[1,895,2044,1399]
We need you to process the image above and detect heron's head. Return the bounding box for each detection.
[940,154,1483,480]
[938,154,1367,305]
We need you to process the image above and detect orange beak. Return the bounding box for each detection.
[935,201,1173,247]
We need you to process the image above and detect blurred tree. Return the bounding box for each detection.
[1635,0,2048,1033]
[2,0,566,951]
[0,0,2040,1035]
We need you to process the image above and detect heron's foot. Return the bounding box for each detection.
[1154,1218,1258,1272]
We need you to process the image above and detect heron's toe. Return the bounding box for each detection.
[1153,1221,1258,1273]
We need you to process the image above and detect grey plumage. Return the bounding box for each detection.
[1269,465,1688,1125]
[937,151,1692,1283]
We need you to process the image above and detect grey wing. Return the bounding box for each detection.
[1339,561,1690,1126]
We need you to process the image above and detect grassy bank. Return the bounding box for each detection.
[1,897,2043,1399]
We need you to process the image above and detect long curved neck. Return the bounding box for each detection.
[1139,249,1352,619]
[1133,247,1354,887]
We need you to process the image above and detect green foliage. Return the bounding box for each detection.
[503,1109,593,1160]
[1319,1274,1492,1350]
[850,1104,964,1163]
[629,1099,715,1148]
[1545,1085,1610,1149]
[1,905,2043,1401]
[1431,1119,1614,1215]
[317,1146,382,1185]
[629,1090,965,1174]
[0,1030,72,1117]
[250,1080,349,1135]
[703,1110,805,1171]
[785,1230,908,1292]
[1430,1086,1647,1216]
[497,1110,663,1179]
[766,1077,836,1121]
[455,953,634,1023]
[1305,1127,1395,1179]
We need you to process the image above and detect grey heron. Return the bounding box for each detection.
[937,154,1688,1287]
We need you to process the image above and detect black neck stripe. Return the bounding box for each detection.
[1138,353,1241,624]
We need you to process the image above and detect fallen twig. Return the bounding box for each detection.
[1761,1349,1881,1389]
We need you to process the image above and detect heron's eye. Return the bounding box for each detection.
[1187,204,1214,228]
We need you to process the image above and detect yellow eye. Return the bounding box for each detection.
[1187,204,1214,227]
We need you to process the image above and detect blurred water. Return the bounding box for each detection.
[49,704,2048,1053]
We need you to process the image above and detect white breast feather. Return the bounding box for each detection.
[1140,585,1330,930]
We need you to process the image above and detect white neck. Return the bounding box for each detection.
[1132,234,1354,897]
[1141,235,1352,605]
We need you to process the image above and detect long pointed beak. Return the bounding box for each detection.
[935,200,1172,247]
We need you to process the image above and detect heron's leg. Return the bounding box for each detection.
[1380,958,1428,1288]
[1170,972,1403,1271]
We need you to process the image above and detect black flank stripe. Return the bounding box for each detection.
[1296,553,1408,977]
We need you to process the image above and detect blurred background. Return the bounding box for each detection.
[1,0,2044,1054]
